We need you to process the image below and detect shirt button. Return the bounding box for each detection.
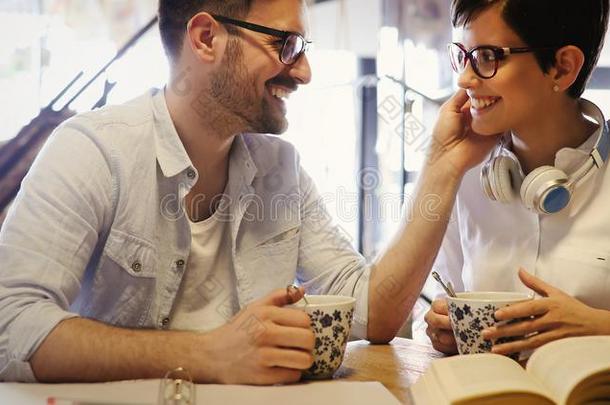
[176,259,185,268]
[187,170,196,179]
[131,261,142,273]
[161,317,170,328]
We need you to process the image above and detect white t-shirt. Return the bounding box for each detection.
[169,201,240,332]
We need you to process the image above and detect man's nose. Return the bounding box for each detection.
[289,53,312,85]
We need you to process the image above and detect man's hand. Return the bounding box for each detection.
[424,298,458,354]
[426,89,501,176]
[483,269,610,355]
[202,287,315,385]
[29,287,314,384]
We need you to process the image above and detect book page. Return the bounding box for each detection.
[430,354,555,403]
[410,370,453,404]
[567,377,610,405]
[526,336,610,403]
[193,381,401,405]
[0,380,400,405]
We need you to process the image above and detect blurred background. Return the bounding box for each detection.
[1,0,610,337]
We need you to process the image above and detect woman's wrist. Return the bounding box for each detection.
[421,155,466,186]
[593,308,610,335]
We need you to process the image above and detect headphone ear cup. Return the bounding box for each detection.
[520,166,570,213]
[490,155,522,203]
[480,160,496,201]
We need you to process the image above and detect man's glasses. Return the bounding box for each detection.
[448,42,556,79]
[212,15,311,66]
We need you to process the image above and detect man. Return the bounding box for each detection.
[0,0,497,384]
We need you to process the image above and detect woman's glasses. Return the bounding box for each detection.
[448,42,556,79]
[212,15,311,66]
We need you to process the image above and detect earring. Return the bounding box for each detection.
[553,84,560,92]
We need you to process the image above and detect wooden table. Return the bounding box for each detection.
[0,338,442,404]
[336,338,444,404]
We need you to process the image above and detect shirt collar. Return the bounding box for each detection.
[501,100,606,174]
[555,100,606,173]
[502,131,599,175]
[230,134,258,187]
[150,88,194,178]
[151,88,263,187]
[554,131,597,170]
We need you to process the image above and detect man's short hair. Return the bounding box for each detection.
[158,0,253,62]
[451,0,610,98]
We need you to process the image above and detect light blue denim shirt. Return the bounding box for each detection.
[0,89,370,382]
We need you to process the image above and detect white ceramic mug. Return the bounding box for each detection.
[447,292,532,359]
[291,295,356,379]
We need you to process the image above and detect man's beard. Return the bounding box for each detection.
[209,38,288,135]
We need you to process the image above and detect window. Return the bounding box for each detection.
[0,1,163,143]
[283,50,361,244]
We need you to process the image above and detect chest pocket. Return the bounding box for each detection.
[240,227,300,299]
[252,228,300,256]
[543,246,610,310]
[82,229,157,327]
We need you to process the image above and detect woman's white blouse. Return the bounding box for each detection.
[431,127,610,311]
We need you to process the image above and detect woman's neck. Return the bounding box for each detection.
[511,98,598,174]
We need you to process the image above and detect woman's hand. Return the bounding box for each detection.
[482,268,610,355]
[424,298,459,354]
[426,89,502,177]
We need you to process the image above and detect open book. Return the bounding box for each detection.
[410,336,610,405]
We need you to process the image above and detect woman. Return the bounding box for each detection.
[424,0,610,356]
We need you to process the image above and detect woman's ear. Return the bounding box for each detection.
[185,12,226,64]
[550,45,585,92]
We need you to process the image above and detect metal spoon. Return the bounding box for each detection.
[447,281,457,297]
[287,284,310,305]
[432,271,457,298]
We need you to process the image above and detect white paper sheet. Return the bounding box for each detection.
[0,380,401,405]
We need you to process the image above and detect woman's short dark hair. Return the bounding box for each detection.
[158,0,253,62]
[451,0,609,98]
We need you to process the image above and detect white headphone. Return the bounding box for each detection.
[480,99,610,214]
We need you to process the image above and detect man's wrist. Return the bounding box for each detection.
[182,331,220,384]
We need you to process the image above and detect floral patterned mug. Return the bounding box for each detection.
[290,295,356,379]
[447,292,532,360]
